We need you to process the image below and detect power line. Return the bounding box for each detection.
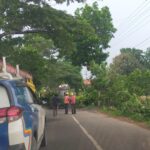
[111,6,150,48]
[115,2,150,41]
[124,0,150,26]
[134,35,150,47]
[116,0,149,28]
[108,0,150,51]
[111,28,150,51]
[112,13,150,48]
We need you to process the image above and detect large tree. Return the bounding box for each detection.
[1,0,106,66]
[70,2,116,66]
[0,0,117,92]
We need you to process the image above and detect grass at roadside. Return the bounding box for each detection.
[83,105,150,129]
[99,106,150,129]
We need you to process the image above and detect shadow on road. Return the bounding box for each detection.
[46,117,62,124]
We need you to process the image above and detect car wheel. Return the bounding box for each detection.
[31,136,37,150]
[41,127,47,147]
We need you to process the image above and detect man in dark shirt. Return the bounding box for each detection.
[51,93,60,117]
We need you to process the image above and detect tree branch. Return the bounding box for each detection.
[0,29,48,39]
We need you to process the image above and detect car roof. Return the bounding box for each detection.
[0,79,26,87]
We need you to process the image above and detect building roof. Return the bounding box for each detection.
[83,79,91,85]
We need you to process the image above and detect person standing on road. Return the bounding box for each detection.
[70,92,76,114]
[64,92,70,114]
[51,93,60,117]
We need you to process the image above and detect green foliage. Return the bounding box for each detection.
[76,2,116,49]
[0,0,89,92]
[54,0,85,5]
[0,34,82,91]
[0,0,116,67]
[120,94,142,115]
[90,62,108,89]
[76,90,87,107]
[0,0,77,53]
[78,48,150,122]
[110,48,150,75]
[0,0,89,56]
[110,53,142,75]
[127,69,150,96]
[47,61,82,91]
[144,48,150,69]
[71,2,116,66]
[0,0,117,100]
[77,86,99,106]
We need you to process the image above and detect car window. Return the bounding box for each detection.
[26,88,36,104]
[0,85,10,108]
[14,86,34,104]
[27,88,37,104]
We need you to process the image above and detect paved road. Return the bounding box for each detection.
[41,109,150,150]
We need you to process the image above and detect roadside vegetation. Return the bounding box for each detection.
[77,48,150,126]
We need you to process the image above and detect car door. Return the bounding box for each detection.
[26,88,46,142]
[12,84,36,150]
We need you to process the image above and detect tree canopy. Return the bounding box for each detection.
[0,0,79,52]
[71,2,116,66]
[110,48,150,75]
[0,1,116,65]
[0,0,117,93]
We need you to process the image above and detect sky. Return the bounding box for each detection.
[51,0,150,64]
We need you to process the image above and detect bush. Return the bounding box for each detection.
[77,87,99,106]
[120,94,142,115]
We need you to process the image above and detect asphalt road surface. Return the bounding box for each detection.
[41,109,150,150]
